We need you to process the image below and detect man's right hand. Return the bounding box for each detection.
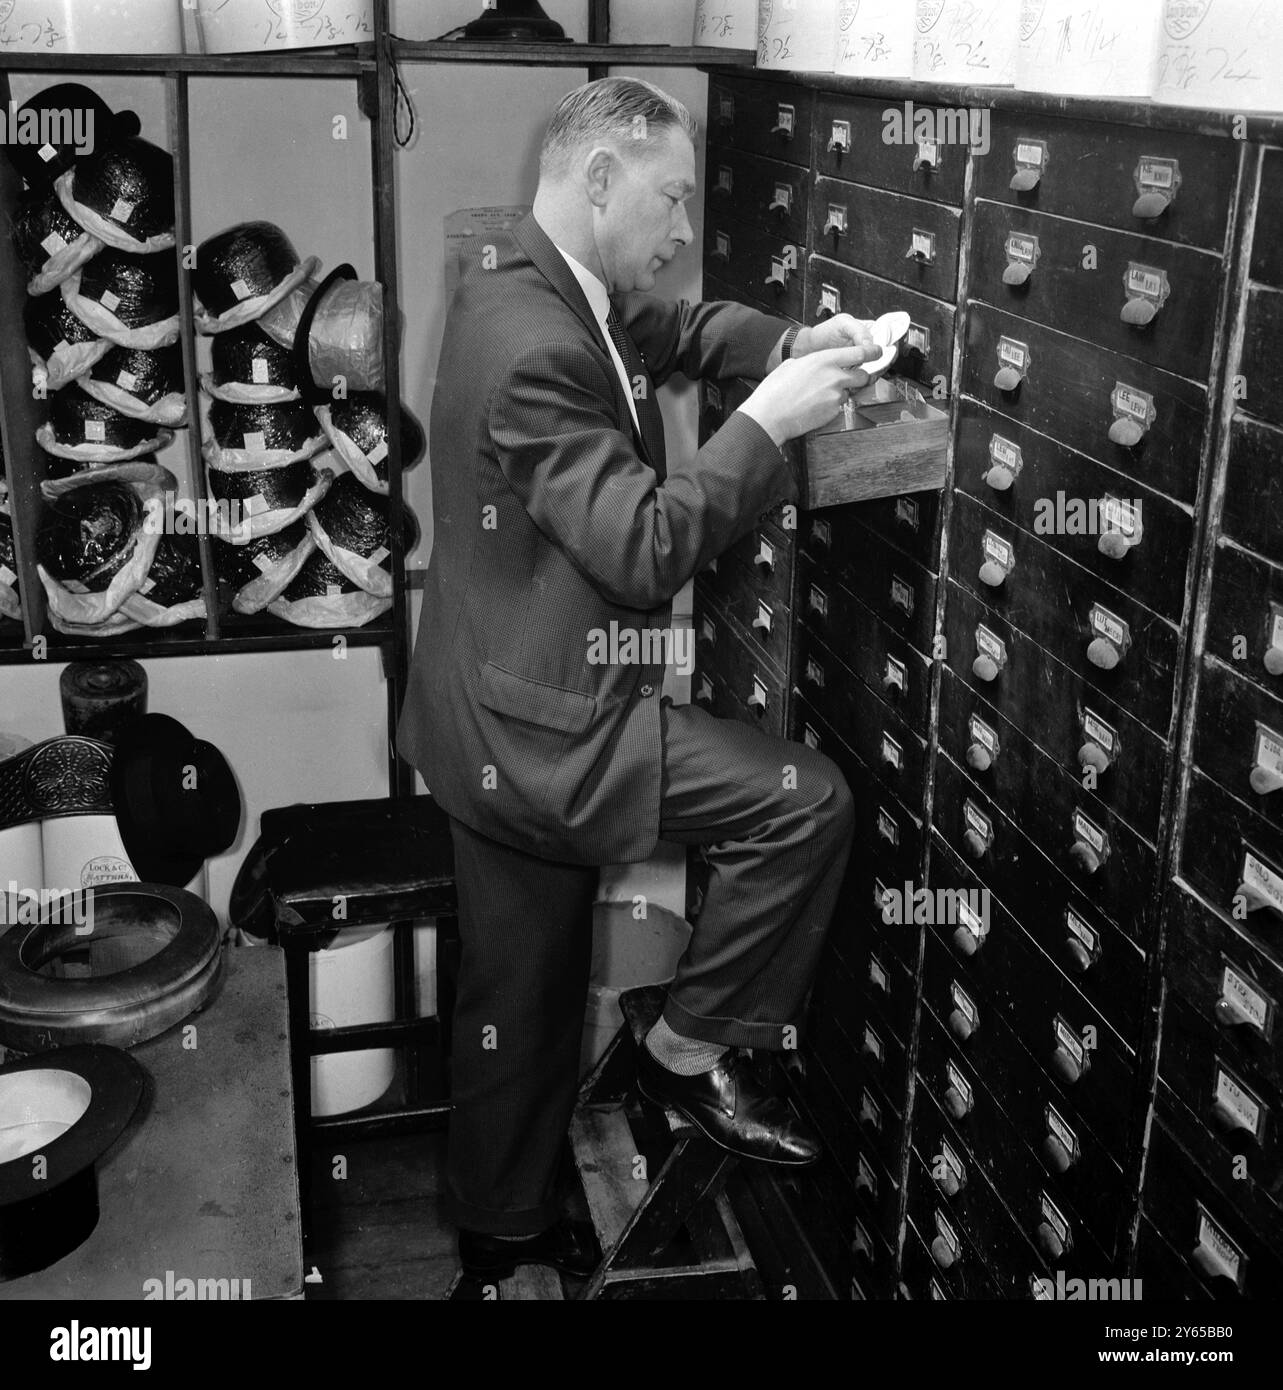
[737,344,881,448]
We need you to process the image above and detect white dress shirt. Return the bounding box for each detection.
[554,242,642,436]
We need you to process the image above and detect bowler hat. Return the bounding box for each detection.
[109,713,241,886]
[2,83,140,192]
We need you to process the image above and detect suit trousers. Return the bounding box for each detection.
[444,697,856,1235]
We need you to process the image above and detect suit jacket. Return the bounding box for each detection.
[397,213,797,864]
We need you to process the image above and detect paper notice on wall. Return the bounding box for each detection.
[915,0,1020,84]
[834,0,917,77]
[694,0,758,47]
[1153,0,1283,111]
[444,207,531,299]
[1017,0,1163,97]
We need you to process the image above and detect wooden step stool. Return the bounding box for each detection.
[570,985,764,1300]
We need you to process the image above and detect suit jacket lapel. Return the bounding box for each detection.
[512,215,663,477]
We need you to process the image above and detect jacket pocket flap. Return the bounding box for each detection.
[477,662,597,735]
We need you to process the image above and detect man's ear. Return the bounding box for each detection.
[583,144,615,208]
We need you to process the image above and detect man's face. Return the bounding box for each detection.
[593,125,696,294]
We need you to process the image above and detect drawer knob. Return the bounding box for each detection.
[1041,1134,1075,1174]
[1210,1097,1260,1144]
[930,1234,957,1269]
[948,1008,976,1042]
[962,827,988,860]
[1077,740,1112,775]
[763,267,789,293]
[965,741,993,773]
[1214,995,1258,1029]
[935,1165,964,1198]
[984,462,1016,492]
[1121,297,1160,327]
[694,678,715,709]
[1086,637,1122,671]
[1050,1042,1086,1085]
[752,608,772,634]
[1264,646,1283,677]
[1132,190,1172,220]
[1107,417,1145,448]
[943,1084,972,1121]
[747,684,768,713]
[1009,168,1041,193]
[1097,530,1131,561]
[1002,262,1033,287]
[754,541,775,572]
[1249,766,1283,796]
[993,365,1023,393]
[972,653,1000,682]
[1189,1245,1242,1294]
[1068,841,1102,876]
[978,559,1007,588]
[1063,937,1093,975]
[952,923,982,957]
[1036,1221,1066,1261]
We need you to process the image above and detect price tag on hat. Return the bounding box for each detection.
[251,357,270,384]
[110,198,136,223]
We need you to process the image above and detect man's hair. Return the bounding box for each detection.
[539,77,698,177]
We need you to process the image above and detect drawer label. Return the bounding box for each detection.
[864,1024,884,1062]
[1253,724,1283,778]
[909,228,937,262]
[751,676,769,710]
[697,675,714,705]
[715,230,730,259]
[852,1218,873,1259]
[700,615,717,645]
[869,954,889,993]
[875,877,893,916]
[809,584,828,617]
[881,733,903,771]
[1100,495,1142,539]
[1220,962,1271,1034]
[767,254,789,286]
[754,600,773,632]
[997,335,1029,375]
[1112,382,1156,426]
[756,536,775,570]
[1073,810,1107,856]
[1045,1104,1079,1160]
[819,282,841,317]
[1268,605,1283,655]
[950,980,978,1026]
[1088,603,1130,650]
[829,119,851,152]
[890,574,915,616]
[941,1139,964,1183]
[885,655,907,692]
[907,321,929,355]
[716,164,733,193]
[1031,1274,1055,1300]
[1214,1065,1264,1140]
[877,806,900,845]
[969,713,998,754]
[1136,156,1179,193]
[775,104,795,137]
[1082,709,1118,755]
[1054,1016,1085,1066]
[771,183,792,212]
[989,434,1022,474]
[1015,139,1046,168]
[802,722,820,749]
[1064,907,1099,957]
[857,1154,877,1195]
[860,1089,882,1131]
[1241,848,1283,918]
[718,94,735,124]
[826,202,848,234]
[917,136,940,166]
[1005,231,1040,265]
[1195,1206,1244,1289]
[1040,1191,1070,1243]
[810,518,831,549]
[934,1209,959,1253]
[982,530,1014,572]
[895,496,920,531]
[963,799,992,843]
[805,656,826,688]
[1125,262,1170,302]
[957,896,986,941]
[945,1061,972,1109]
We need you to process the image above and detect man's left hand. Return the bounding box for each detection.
[792,314,878,358]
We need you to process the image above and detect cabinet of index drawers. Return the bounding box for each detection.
[697,69,1279,1300]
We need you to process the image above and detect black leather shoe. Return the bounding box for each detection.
[636,1045,821,1167]
[458,1216,599,1281]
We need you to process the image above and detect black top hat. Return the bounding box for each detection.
[208,397,320,455]
[210,320,299,393]
[47,389,159,454]
[2,84,141,192]
[37,482,144,594]
[24,289,101,359]
[60,136,174,247]
[0,1044,144,1280]
[193,222,318,327]
[109,713,241,887]
[87,343,184,408]
[73,248,179,329]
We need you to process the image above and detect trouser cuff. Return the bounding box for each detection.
[444,1192,560,1237]
[662,993,798,1050]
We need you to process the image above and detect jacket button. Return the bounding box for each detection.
[639,683,655,697]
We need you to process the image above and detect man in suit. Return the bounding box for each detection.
[399,77,883,1281]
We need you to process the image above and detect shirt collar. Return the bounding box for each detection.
[553,242,611,330]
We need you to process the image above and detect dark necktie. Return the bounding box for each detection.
[606,305,667,478]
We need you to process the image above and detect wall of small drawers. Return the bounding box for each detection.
[694,71,1283,1300]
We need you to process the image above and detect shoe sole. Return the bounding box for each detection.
[636,1076,821,1168]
